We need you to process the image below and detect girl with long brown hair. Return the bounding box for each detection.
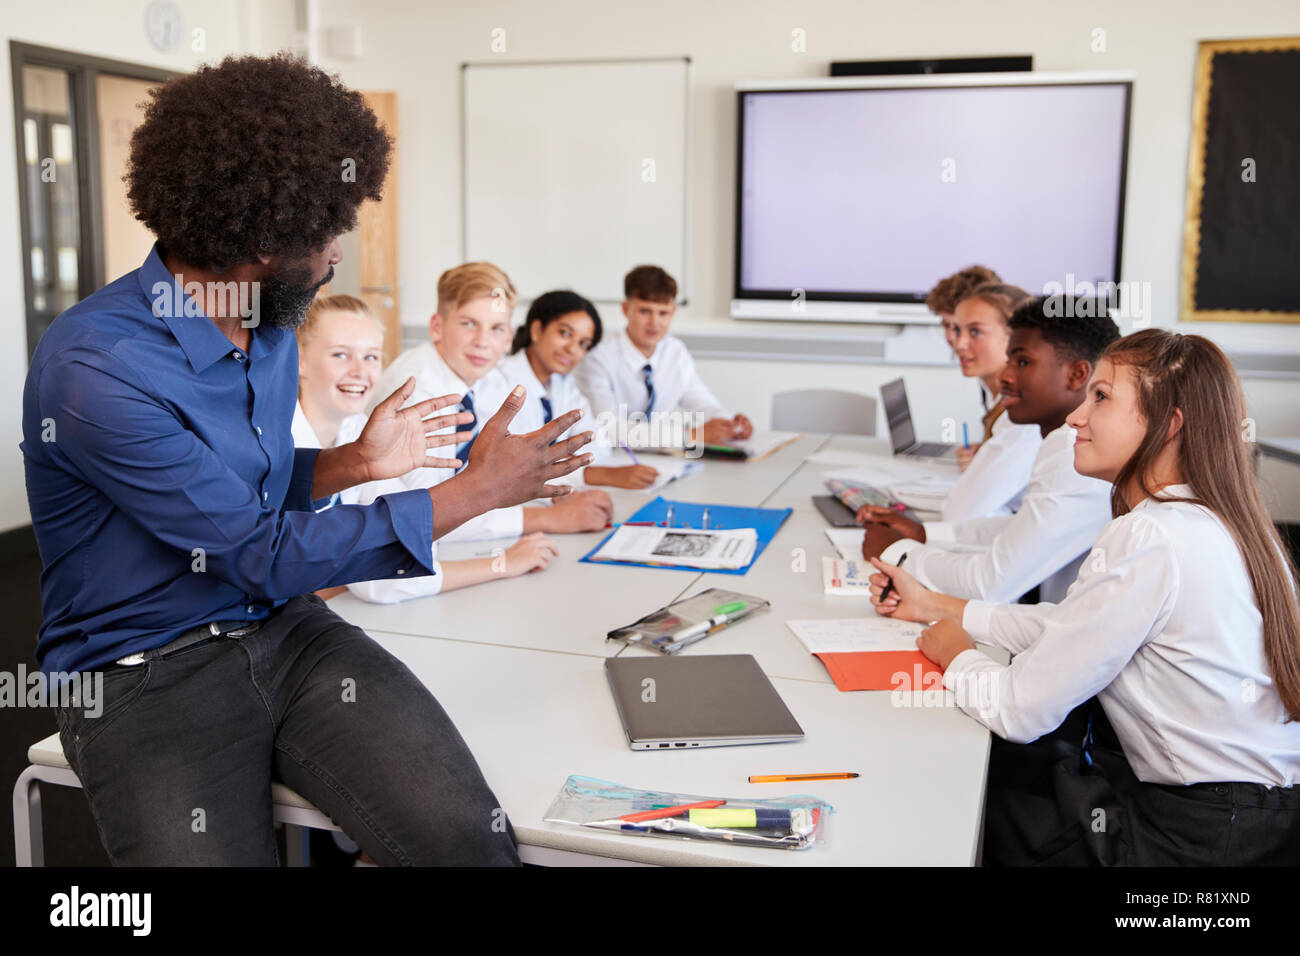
[869,328,1300,865]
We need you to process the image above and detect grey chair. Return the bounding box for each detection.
[771,389,877,436]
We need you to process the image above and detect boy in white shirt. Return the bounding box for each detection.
[575,265,752,447]
[859,296,1119,604]
[295,294,559,605]
[350,263,608,602]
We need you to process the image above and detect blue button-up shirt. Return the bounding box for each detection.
[22,245,437,674]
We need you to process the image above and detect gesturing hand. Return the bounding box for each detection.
[353,377,473,481]
[462,387,595,510]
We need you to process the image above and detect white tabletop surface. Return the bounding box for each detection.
[368,628,991,866]
[328,431,994,865]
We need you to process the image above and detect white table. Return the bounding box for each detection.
[368,629,991,866]
[330,432,994,865]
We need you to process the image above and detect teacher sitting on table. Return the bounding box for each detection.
[20,53,593,866]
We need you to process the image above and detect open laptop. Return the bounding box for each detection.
[880,378,956,459]
[605,655,804,750]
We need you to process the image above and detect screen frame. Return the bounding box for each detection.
[732,71,1134,309]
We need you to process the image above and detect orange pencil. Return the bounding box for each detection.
[748,772,859,783]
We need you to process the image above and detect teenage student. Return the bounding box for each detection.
[499,290,660,489]
[575,265,752,446]
[869,329,1300,865]
[939,283,1043,522]
[360,262,614,542]
[295,295,558,605]
[859,296,1118,604]
[926,263,1001,469]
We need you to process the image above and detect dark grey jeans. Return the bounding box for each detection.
[55,594,520,866]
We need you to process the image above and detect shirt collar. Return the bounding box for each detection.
[137,242,289,374]
[620,328,661,371]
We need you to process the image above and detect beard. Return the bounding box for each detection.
[258,262,335,330]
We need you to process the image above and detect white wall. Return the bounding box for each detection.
[4,0,1299,531]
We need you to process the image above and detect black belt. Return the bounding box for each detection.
[114,619,261,666]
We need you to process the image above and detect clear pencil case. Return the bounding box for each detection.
[543,775,832,850]
[606,587,770,654]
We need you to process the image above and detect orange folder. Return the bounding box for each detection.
[816,651,943,692]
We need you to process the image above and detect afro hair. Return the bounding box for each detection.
[1008,295,1121,364]
[126,53,392,271]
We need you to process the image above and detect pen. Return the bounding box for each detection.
[748,772,859,783]
[962,423,969,449]
[661,601,749,649]
[878,552,908,604]
[621,444,641,466]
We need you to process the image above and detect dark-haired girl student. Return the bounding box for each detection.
[501,290,660,489]
[869,329,1300,865]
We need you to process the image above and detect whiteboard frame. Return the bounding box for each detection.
[460,55,693,307]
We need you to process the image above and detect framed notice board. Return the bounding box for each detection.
[1181,37,1300,323]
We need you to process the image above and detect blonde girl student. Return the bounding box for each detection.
[938,282,1043,522]
[295,295,558,605]
[500,290,660,489]
[869,329,1300,865]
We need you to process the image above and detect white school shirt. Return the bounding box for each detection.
[881,423,1111,603]
[940,407,1042,522]
[494,350,615,487]
[573,329,728,426]
[290,402,444,602]
[359,342,524,542]
[947,486,1300,787]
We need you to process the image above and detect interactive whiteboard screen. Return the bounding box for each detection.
[735,78,1130,308]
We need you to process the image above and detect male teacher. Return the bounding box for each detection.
[20,53,592,866]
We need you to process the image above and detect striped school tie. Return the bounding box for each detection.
[642,363,655,414]
[455,390,477,466]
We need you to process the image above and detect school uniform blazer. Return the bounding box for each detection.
[881,424,1112,604]
[947,486,1300,787]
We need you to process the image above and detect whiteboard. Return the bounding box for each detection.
[462,57,690,305]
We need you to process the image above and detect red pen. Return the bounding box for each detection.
[620,800,726,823]
[623,521,655,526]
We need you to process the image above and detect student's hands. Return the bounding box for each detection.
[462,386,594,509]
[855,505,926,543]
[538,489,614,533]
[353,377,475,480]
[954,442,981,472]
[502,533,558,576]
[699,417,745,445]
[917,618,977,670]
[590,464,660,489]
[731,413,754,440]
[869,557,969,628]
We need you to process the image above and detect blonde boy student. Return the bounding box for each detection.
[574,265,752,447]
[351,263,611,602]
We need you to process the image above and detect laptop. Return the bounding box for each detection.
[604,655,804,751]
[880,378,956,459]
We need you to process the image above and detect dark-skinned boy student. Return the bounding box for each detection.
[860,296,1120,604]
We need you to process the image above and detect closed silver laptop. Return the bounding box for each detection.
[605,655,804,751]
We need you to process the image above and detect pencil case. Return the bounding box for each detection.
[543,775,832,850]
[606,587,770,654]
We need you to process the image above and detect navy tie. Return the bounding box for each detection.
[455,391,477,466]
[642,363,655,414]
[540,396,553,424]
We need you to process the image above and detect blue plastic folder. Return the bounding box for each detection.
[580,497,792,574]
